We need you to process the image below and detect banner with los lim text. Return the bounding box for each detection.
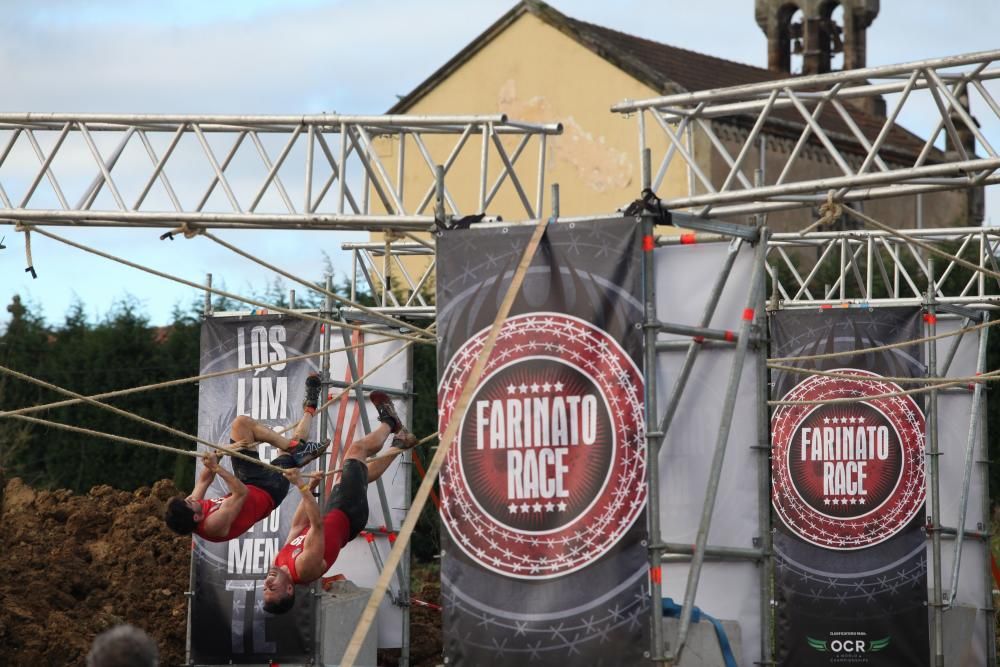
[190,316,321,664]
[436,217,650,665]
[771,308,929,666]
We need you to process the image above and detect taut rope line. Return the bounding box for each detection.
[23,225,435,346]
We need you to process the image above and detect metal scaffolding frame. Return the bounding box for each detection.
[2,48,997,667]
[611,49,1000,221]
[0,113,560,231]
[640,224,997,666]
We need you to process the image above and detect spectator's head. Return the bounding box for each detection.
[262,566,295,615]
[164,497,203,535]
[86,624,158,667]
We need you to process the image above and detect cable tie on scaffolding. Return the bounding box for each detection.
[643,235,655,252]
[693,335,705,344]
[724,330,736,342]
[649,566,662,584]
[364,532,376,544]
[923,313,937,325]
[742,308,755,322]
[680,233,697,245]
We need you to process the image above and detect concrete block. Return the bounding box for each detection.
[319,580,378,667]
[662,616,743,667]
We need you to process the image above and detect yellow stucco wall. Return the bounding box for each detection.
[373,12,689,222]
[364,11,972,301]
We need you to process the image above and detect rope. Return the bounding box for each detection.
[0,363,287,473]
[7,412,202,460]
[273,336,417,438]
[0,332,415,472]
[842,206,1000,283]
[797,190,843,237]
[201,230,434,337]
[341,215,551,666]
[16,222,37,278]
[767,374,984,406]
[768,362,998,386]
[313,431,439,478]
[27,226,434,346]
[768,317,1000,363]
[0,338,392,419]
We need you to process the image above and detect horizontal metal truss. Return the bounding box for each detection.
[767,227,1000,308]
[343,240,435,318]
[612,49,1000,220]
[0,113,560,231]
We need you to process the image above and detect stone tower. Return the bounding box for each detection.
[754,0,879,75]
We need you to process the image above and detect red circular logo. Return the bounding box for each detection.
[439,313,646,579]
[772,369,925,550]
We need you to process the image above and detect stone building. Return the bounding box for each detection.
[371,0,978,281]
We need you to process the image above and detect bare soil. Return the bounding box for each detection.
[0,475,443,666]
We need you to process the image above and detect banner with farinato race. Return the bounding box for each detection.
[436,217,649,665]
[190,316,321,664]
[770,308,930,666]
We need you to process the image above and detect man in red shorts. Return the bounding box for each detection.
[261,390,416,614]
[164,373,329,541]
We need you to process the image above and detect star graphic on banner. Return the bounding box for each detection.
[519,384,529,393]
[554,381,564,391]
[545,502,555,512]
[533,502,543,512]
[558,501,568,511]
[508,503,518,513]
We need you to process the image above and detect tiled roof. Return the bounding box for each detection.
[389,0,938,162]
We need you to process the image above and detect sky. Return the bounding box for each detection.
[1,0,998,326]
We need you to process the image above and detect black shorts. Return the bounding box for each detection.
[325,458,369,540]
[230,446,295,508]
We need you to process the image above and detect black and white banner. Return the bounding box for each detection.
[436,217,650,665]
[189,316,321,664]
[771,308,930,666]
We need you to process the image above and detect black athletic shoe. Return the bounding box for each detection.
[288,439,328,467]
[391,430,418,450]
[304,373,322,410]
[369,391,402,433]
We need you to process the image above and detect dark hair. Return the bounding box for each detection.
[263,589,295,615]
[164,497,198,535]
[86,624,158,667]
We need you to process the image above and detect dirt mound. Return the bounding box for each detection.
[0,476,190,666]
[0,475,444,666]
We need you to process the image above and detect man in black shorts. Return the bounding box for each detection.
[164,373,329,541]
[262,391,417,614]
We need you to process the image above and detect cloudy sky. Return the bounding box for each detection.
[1,0,998,325]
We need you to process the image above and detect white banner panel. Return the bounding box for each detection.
[654,241,763,666]
[320,329,412,648]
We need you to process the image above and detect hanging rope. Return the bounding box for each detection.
[16,222,37,278]
[27,226,435,346]
[797,190,843,237]
[768,316,1000,363]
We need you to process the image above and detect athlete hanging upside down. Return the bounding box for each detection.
[163,373,330,541]
[261,391,417,615]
